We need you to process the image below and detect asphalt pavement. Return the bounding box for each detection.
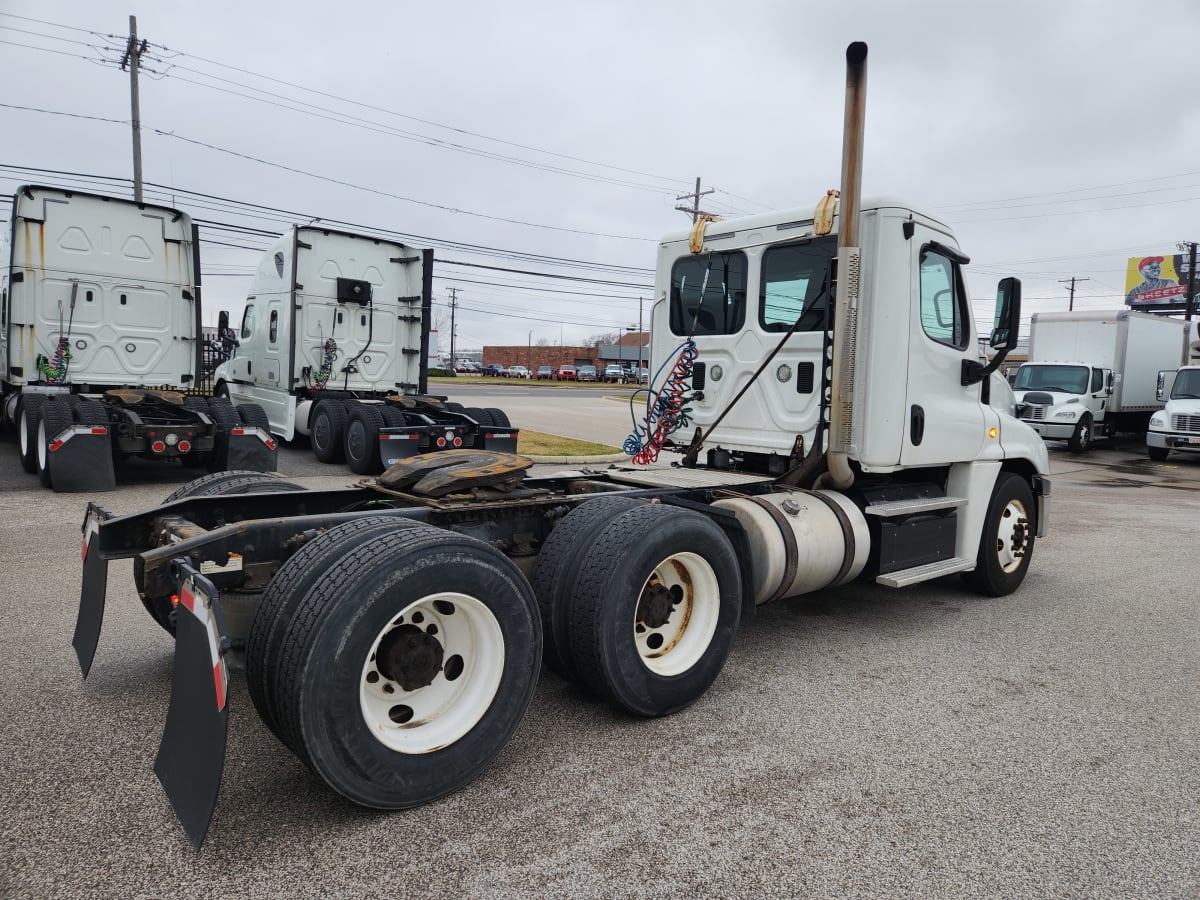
[1,413,1199,898]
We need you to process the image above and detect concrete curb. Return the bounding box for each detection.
[525,452,629,465]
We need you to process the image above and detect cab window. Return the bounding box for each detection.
[1091,368,1104,392]
[241,304,256,339]
[669,252,747,336]
[760,237,836,332]
[919,248,969,349]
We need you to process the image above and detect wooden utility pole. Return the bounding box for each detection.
[675,177,714,222]
[447,287,459,364]
[1179,241,1197,322]
[1058,276,1089,311]
[120,15,147,203]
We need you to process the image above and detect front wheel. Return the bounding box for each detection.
[1067,416,1092,453]
[272,527,542,808]
[565,504,741,717]
[1148,446,1169,462]
[962,473,1035,597]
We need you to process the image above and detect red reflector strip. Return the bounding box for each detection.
[179,581,228,712]
[485,433,514,439]
[265,438,277,450]
[90,427,108,435]
[230,427,246,436]
[382,434,420,440]
[49,439,64,453]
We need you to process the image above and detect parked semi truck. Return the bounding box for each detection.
[212,226,515,475]
[74,43,1050,848]
[1011,309,1190,452]
[1,185,277,491]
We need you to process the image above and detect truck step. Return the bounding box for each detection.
[863,496,966,517]
[875,557,974,588]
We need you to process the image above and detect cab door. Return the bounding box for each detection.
[899,233,986,466]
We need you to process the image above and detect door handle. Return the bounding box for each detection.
[910,405,925,446]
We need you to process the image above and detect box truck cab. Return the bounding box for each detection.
[1147,364,1200,460]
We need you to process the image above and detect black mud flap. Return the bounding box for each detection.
[223,426,278,472]
[73,502,115,678]
[153,560,230,851]
[379,431,426,466]
[480,428,519,454]
[49,427,116,493]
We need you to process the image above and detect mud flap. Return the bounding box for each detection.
[49,427,116,493]
[73,502,115,678]
[153,560,230,851]
[222,427,278,472]
[480,429,519,454]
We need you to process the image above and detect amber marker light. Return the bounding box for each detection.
[988,427,998,439]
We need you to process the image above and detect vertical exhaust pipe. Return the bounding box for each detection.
[826,41,868,489]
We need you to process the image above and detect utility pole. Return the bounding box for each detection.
[675,177,715,223]
[638,297,644,370]
[1058,276,1089,311]
[120,15,147,203]
[447,287,459,364]
[1177,241,1197,322]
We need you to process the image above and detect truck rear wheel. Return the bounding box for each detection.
[236,403,271,433]
[486,408,511,429]
[36,396,74,488]
[247,516,429,744]
[310,400,347,463]
[16,395,47,474]
[345,404,386,474]
[530,495,650,682]
[136,472,307,632]
[1067,415,1092,453]
[565,504,741,717]
[962,472,1035,597]
[272,528,541,808]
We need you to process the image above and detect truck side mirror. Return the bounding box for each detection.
[989,277,1021,351]
[1106,371,1115,395]
[218,310,229,334]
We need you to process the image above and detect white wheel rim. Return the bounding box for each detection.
[995,499,1030,574]
[36,418,48,471]
[359,591,504,754]
[19,411,31,456]
[633,551,720,677]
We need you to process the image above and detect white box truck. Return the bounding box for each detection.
[213,226,515,474]
[1147,328,1200,460]
[1011,310,1190,452]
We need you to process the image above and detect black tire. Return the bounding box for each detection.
[565,504,742,717]
[443,402,465,413]
[37,396,75,488]
[961,473,1036,597]
[73,397,110,427]
[214,382,231,402]
[310,400,348,463]
[236,403,271,433]
[1067,415,1092,453]
[184,395,210,412]
[205,395,242,472]
[379,405,407,428]
[1148,446,1169,462]
[272,527,542,808]
[136,472,307,632]
[529,496,649,682]
[344,404,386,475]
[16,395,47,474]
[485,408,511,429]
[464,407,494,427]
[247,516,429,743]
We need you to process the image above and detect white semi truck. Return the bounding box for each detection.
[73,43,1051,849]
[1011,309,1190,452]
[1,185,276,491]
[213,226,515,474]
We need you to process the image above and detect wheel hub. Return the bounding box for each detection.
[637,579,680,629]
[375,624,445,691]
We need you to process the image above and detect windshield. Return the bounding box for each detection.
[1171,368,1200,399]
[1012,364,1089,394]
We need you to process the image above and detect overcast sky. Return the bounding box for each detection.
[3,0,1199,353]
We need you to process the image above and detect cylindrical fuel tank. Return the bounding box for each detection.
[712,490,868,604]
[294,399,314,436]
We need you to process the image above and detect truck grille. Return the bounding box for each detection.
[1025,406,1047,421]
[1172,414,1200,434]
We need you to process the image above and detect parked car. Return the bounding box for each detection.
[483,363,506,377]
[555,365,577,381]
[603,364,625,383]
[453,360,480,374]
[577,365,598,382]
[536,365,554,380]
[506,365,532,379]
[637,367,649,384]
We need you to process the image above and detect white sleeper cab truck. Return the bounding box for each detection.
[72,43,1050,850]
[1011,310,1189,452]
[0,185,276,491]
[213,226,515,475]
[1148,356,1200,460]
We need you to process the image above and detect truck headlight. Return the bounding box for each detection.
[1053,410,1078,420]
[1150,413,1166,428]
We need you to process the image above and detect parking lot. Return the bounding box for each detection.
[1,392,1198,897]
